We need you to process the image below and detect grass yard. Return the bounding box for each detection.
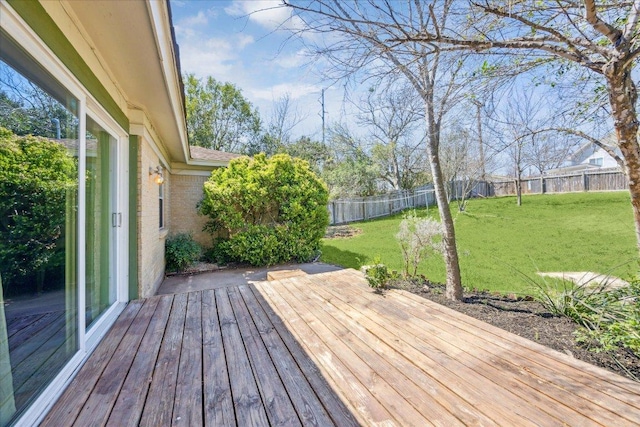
[321,191,638,294]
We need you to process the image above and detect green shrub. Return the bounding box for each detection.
[165,233,201,272]
[199,153,329,266]
[203,239,232,264]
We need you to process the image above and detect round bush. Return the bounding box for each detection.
[199,153,329,266]
[165,233,201,272]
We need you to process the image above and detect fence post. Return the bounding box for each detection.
[332,201,336,225]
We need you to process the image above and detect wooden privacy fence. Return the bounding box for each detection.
[492,168,627,197]
[328,186,436,225]
[328,168,627,225]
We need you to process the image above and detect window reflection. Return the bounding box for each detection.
[0,34,78,426]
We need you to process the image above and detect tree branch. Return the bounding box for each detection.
[584,0,624,47]
[525,127,624,168]
[624,0,640,41]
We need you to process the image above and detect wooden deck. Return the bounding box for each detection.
[41,269,640,426]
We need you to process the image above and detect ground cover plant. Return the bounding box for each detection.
[322,192,637,295]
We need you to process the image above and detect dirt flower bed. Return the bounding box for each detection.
[324,225,362,239]
[398,280,640,382]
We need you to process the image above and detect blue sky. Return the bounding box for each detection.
[170,0,349,140]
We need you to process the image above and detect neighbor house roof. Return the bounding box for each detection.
[189,145,243,163]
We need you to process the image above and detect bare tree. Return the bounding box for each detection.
[368,0,640,253]
[357,84,428,190]
[284,0,468,299]
[439,124,485,210]
[524,131,580,176]
[269,93,306,146]
[488,88,547,206]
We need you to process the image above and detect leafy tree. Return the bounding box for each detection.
[0,127,76,292]
[184,74,261,154]
[199,153,329,266]
[322,124,381,198]
[278,135,331,174]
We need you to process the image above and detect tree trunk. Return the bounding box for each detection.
[424,111,463,300]
[475,102,486,181]
[516,177,522,206]
[607,67,640,253]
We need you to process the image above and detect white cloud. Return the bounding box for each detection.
[180,10,208,27]
[272,49,312,69]
[225,0,304,32]
[236,34,255,49]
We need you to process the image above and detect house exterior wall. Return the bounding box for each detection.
[581,146,620,169]
[138,137,169,298]
[169,174,215,248]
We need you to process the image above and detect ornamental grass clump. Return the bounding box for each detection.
[530,274,640,357]
[395,211,442,278]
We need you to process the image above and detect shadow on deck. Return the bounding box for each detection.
[41,269,640,426]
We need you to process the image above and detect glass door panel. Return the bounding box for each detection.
[0,33,79,426]
[85,117,117,329]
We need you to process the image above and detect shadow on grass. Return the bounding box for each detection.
[320,244,367,270]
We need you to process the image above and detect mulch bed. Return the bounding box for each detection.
[398,280,640,382]
[324,225,362,239]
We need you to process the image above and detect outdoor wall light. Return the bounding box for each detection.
[149,165,164,185]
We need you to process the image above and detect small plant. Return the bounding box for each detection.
[530,274,640,357]
[361,256,390,291]
[165,233,201,272]
[395,211,442,278]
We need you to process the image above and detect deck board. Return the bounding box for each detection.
[107,296,173,427]
[40,269,640,426]
[172,292,203,426]
[74,297,161,427]
[215,287,270,426]
[201,290,234,427]
[138,293,187,427]
[227,286,301,426]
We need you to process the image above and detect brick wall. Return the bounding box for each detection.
[137,138,168,298]
[168,174,214,247]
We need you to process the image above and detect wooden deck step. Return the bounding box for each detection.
[266,269,307,281]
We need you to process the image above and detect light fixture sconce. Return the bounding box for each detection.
[149,165,164,185]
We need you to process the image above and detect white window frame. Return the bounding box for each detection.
[1,3,128,426]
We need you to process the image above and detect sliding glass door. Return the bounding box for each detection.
[0,25,124,425]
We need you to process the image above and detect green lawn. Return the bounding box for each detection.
[321,192,638,294]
